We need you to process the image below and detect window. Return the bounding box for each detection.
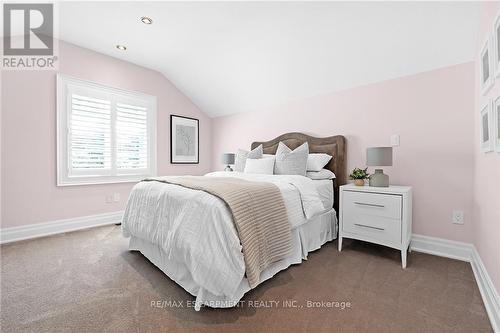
[57,75,156,185]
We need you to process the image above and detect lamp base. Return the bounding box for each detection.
[369,169,389,187]
[224,165,233,172]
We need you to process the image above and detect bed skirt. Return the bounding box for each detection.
[128,208,337,311]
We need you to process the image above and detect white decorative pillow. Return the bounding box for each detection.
[244,158,275,175]
[234,145,263,172]
[306,169,336,180]
[307,153,332,172]
[274,142,309,176]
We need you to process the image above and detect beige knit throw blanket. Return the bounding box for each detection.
[144,176,292,288]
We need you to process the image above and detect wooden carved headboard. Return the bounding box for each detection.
[251,132,347,213]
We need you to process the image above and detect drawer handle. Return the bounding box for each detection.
[354,223,385,231]
[354,202,385,208]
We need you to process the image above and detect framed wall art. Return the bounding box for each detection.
[480,37,494,95]
[170,115,199,164]
[493,11,500,78]
[480,102,494,153]
[493,95,500,152]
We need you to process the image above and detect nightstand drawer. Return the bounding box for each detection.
[342,191,402,220]
[342,214,401,244]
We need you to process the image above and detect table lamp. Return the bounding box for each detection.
[222,153,235,171]
[366,147,392,187]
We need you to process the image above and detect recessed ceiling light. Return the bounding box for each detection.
[116,45,127,51]
[141,16,153,25]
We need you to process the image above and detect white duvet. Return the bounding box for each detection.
[121,171,327,299]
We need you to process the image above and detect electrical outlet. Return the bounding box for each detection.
[113,193,120,202]
[390,134,400,146]
[452,210,464,224]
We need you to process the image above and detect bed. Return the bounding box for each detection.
[122,132,346,310]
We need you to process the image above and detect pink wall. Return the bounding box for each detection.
[474,1,500,295]
[1,41,212,228]
[212,63,476,243]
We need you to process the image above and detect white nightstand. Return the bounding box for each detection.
[338,184,413,268]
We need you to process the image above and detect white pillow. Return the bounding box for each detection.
[244,158,275,175]
[306,169,336,180]
[307,153,332,172]
[234,145,263,172]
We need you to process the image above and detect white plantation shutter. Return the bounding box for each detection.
[57,75,157,185]
[116,102,148,171]
[69,94,112,174]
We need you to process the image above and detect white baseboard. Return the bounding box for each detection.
[411,234,499,332]
[471,247,500,333]
[410,234,474,261]
[0,211,124,244]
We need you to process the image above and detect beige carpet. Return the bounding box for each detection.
[0,225,492,333]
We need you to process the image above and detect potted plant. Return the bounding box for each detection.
[349,167,370,186]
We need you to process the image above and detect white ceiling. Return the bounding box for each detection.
[57,2,480,117]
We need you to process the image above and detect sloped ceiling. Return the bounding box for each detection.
[58,1,480,117]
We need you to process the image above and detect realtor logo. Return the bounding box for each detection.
[2,3,57,69]
[3,3,53,55]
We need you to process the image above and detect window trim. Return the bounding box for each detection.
[56,74,157,186]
